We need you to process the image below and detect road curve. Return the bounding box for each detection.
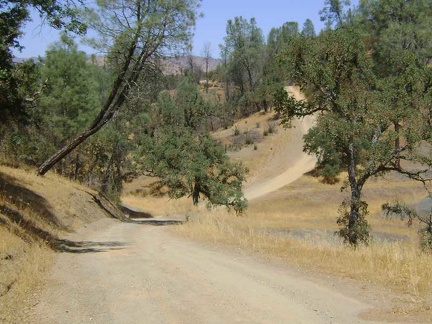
[32,218,386,324]
[31,87,391,324]
[244,87,316,200]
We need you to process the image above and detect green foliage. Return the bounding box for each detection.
[320,0,353,29]
[220,16,265,106]
[140,127,248,214]
[382,201,432,252]
[301,19,316,37]
[37,0,201,175]
[39,41,100,140]
[138,76,248,213]
[276,1,432,245]
[0,0,87,127]
[337,198,370,246]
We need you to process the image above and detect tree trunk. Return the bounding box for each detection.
[192,181,200,205]
[38,120,107,175]
[263,99,269,113]
[205,60,209,94]
[37,19,149,176]
[74,153,80,181]
[347,142,362,245]
[394,122,401,168]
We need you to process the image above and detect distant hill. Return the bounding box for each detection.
[161,55,221,75]
[14,55,221,75]
[12,57,38,63]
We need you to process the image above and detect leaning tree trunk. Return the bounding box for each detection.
[38,121,107,175]
[37,31,139,175]
[37,18,160,176]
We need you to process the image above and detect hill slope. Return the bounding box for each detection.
[0,165,127,322]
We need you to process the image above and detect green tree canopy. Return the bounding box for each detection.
[37,0,201,175]
[275,3,432,245]
[0,0,87,125]
[140,127,248,214]
[138,76,248,213]
[220,17,265,96]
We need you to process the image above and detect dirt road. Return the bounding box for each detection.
[244,114,316,200]
[31,86,394,323]
[244,86,315,200]
[33,218,388,324]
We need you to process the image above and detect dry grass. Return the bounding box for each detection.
[0,225,53,323]
[124,104,432,301]
[174,173,432,301]
[0,164,114,323]
[176,210,432,297]
[124,90,432,317]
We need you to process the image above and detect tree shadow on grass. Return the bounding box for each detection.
[0,172,67,230]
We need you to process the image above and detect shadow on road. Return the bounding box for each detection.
[131,219,185,226]
[0,204,128,253]
[54,239,128,253]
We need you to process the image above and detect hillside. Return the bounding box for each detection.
[0,165,128,323]
[1,87,432,323]
[161,55,221,75]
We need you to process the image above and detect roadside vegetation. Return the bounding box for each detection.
[2,0,432,321]
[175,174,432,300]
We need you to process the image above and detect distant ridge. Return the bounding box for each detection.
[13,54,221,75]
[160,55,221,75]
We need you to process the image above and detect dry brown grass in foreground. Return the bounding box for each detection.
[176,212,432,296]
[0,225,53,323]
[175,174,432,301]
[0,164,116,323]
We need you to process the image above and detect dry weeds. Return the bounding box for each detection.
[0,164,114,323]
[174,174,432,301]
[0,225,53,323]
[176,210,432,296]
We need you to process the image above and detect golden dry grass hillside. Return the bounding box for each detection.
[0,165,126,323]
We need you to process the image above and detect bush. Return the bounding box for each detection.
[268,121,276,134]
[245,135,254,145]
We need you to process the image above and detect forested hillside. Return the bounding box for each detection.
[2,0,432,243]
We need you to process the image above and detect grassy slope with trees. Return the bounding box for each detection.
[2,0,432,320]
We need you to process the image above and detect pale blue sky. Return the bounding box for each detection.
[13,0,358,59]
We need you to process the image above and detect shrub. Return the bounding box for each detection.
[245,135,254,145]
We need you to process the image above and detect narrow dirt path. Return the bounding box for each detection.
[244,86,316,200]
[244,114,315,200]
[33,218,388,324]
